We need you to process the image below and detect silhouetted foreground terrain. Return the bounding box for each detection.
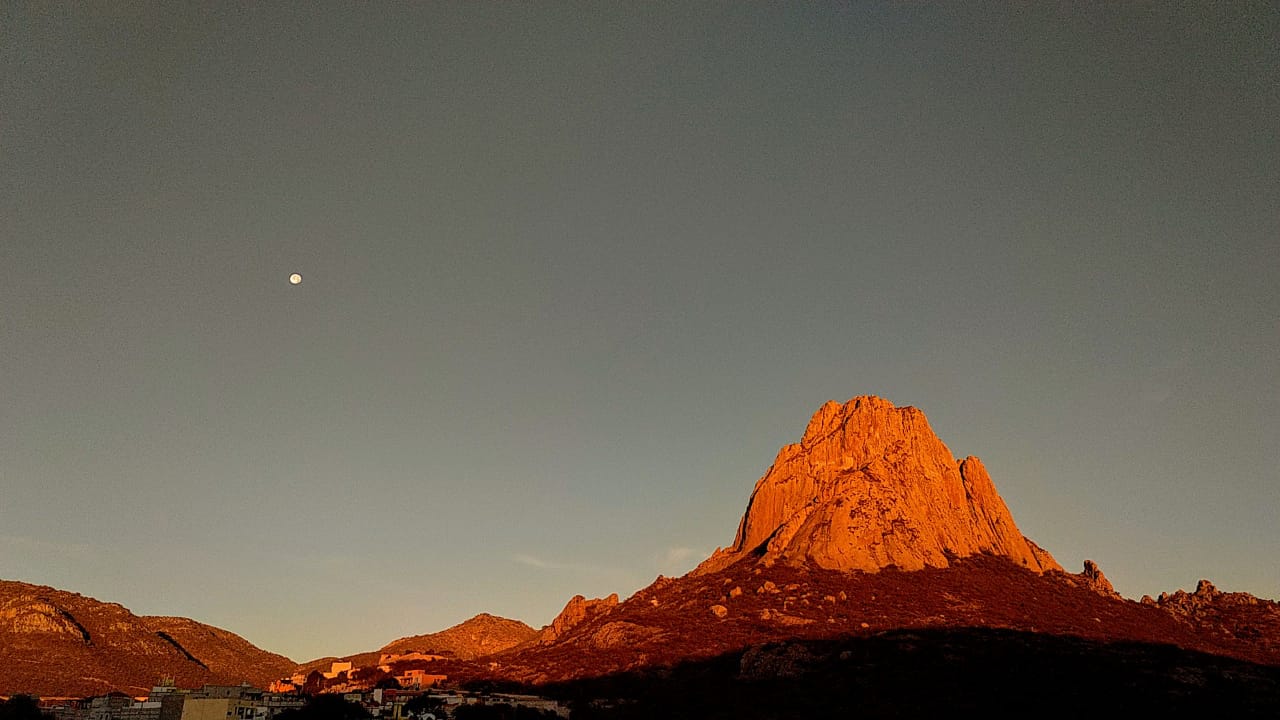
[536,628,1280,718]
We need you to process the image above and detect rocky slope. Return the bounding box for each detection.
[492,555,1280,685]
[697,396,1059,575]
[1143,580,1280,658]
[0,579,294,697]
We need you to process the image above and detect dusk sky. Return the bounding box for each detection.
[2,3,1277,662]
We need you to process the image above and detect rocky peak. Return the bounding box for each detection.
[695,395,1061,575]
[537,594,619,645]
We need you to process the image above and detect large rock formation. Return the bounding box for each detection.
[696,396,1061,575]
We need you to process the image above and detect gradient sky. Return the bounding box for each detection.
[2,3,1277,663]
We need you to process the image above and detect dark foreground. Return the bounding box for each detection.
[531,627,1280,718]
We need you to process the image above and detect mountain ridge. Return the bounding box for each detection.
[0,578,295,697]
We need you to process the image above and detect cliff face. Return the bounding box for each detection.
[697,396,1060,575]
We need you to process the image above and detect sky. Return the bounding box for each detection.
[1,2,1277,663]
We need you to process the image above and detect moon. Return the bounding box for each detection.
[289,273,302,285]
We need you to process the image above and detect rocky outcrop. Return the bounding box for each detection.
[1144,580,1280,653]
[696,396,1060,575]
[1153,580,1273,618]
[537,594,619,645]
[1079,560,1121,599]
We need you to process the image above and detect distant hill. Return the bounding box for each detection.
[379,613,537,660]
[292,613,537,679]
[0,579,294,697]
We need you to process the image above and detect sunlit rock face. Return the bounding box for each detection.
[696,395,1061,575]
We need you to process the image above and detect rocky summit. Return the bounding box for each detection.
[697,395,1061,575]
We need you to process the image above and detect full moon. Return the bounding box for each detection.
[289,273,302,285]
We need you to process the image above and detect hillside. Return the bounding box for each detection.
[0,579,294,697]
[379,612,536,660]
